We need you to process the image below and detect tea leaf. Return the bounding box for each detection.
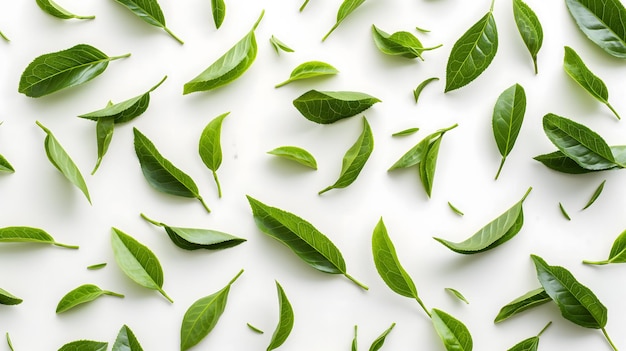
[267,146,318,169]
[583,228,626,265]
[351,326,358,351]
[56,284,124,313]
[493,83,526,180]
[275,61,338,88]
[112,0,183,44]
[184,11,264,94]
[246,196,368,290]
[270,35,294,55]
[247,323,264,334]
[445,288,469,304]
[506,322,551,351]
[299,0,310,11]
[0,154,15,173]
[0,31,8,42]
[199,112,229,198]
[6,332,14,351]
[431,308,473,351]
[513,0,543,73]
[141,213,246,250]
[448,202,464,216]
[319,117,373,194]
[36,0,95,20]
[368,323,395,351]
[180,269,243,351]
[533,149,620,174]
[582,179,606,210]
[559,202,572,221]
[371,25,442,59]
[418,134,443,197]
[133,128,210,213]
[565,0,626,58]
[413,77,439,104]
[322,0,367,41]
[111,227,173,303]
[112,325,144,351]
[388,124,457,170]
[434,188,532,254]
[494,287,551,323]
[0,226,78,249]
[267,281,294,351]
[87,263,107,270]
[0,288,22,305]
[293,90,380,124]
[58,340,108,351]
[445,1,497,92]
[92,116,114,175]
[392,128,419,137]
[19,44,130,97]
[211,0,226,29]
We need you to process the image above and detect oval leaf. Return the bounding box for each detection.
[493,83,526,179]
[533,150,618,174]
[494,287,551,323]
[565,0,626,58]
[0,226,77,249]
[36,0,94,19]
[275,61,337,88]
[113,0,183,43]
[113,325,144,351]
[431,308,473,351]
[56,284,124,313]
[413,77,439,104]
[322,0,367,41]
[267,281,294,351]
[18,44,129,97]
[270,35,295,55]
[211,0,226,29]
[0,288,22,305]
[58,340,108,351]
[368,323,395,351]
[267,146,318,169]
[372,25,441,59]
[513,0,543,73]
[199,112,229,198]
[583,228,626,265]
[293,90,380,124]
[319,117,374,194]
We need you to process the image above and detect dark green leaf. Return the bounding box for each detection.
[413,77,439,104]
[247,323,264,334]
[18,44,130,97]
[0,226,78,249]
[448,202,464,216]
[513,0,543,73]
[87,263,107,270]
[565,0,626,58]
[112,325,144,351]
[275,61,338,88]
[319,117,374,194]
[371,25,441,59]
[388,124,457,170]
[246,196,367,290]
[582,179,606,210]
[267,146,318,169]
[92,116,114,175]
[445,288,469,304]
[183,11,264,94]
[270,35,295,55]
[180,269,243,351]
[58,340,108,351]
[0,154,14,173]
[445,4,498,92]
[267,281,294,351]
[56,284,124,313]
[494,287,551,323]
[113,0,183,44]
[322,0,367,41]
[434,187,531,254]
[392,128,419,137]
[506,322,551,351]
[493,83,526,180]
[293,90,380,124]
[368,323,395,351]
[211,0,226,29]
[6,332,14,351]
[199,112,229,198]
[111,227,173,303]
[533,150,606,174]
[559,202,572,221]
[36,0,95,19]
[133,128,210,213]
[583,228,626,265]
[418,135,442,197]
[0,288,22,305]
[140,213,245,250]
[431,308,473,351]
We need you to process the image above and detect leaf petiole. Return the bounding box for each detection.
[103,290,125,298]
[53,242,79,249]
[158,287,174,303]
[537,321,552,336]
[198,196,211,213]
[344,273,368,290]
[149,75,168,93]
[140,213,165,227]
[228,269,245,285]
[163,27,184,45]
[582,259,609,265]
[212,170,222,198]
[109,53,132,61]
[606,102,622,120]
[416,297,432,318]
[602,327,619,351]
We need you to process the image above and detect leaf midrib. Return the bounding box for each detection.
[23,54,113,93]
[182,292,223,348]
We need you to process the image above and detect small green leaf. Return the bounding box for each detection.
[445,288,469,304]
[57,340,108,351]
[494,287,551,323]
[493,84,526,180]
[87,263,107,270]
[582,179,606,210]
[92,116,114,175]
[199,112,229,198]
[565,0,626,58]
[388,124,457,170]
[368,323,395,351]
[275,61,338,88]
[322,0,367,41]
[267,281,294,351]
[448,202,464,216]
[293,90,380,124]
[413,77,439,104]
[0,31,8,42]
[0,288,22,305]
[431,308,473,351]
[583,228,626,265]
[513,0,543,73]
[371,25,441,59]
[319,117,374,194]
[392,127,419,137]
[267,146,318,169]
[180,269,243,351]
[506,322,551,351]
[36,0,95,19]
[112,325,144,351]
[56,284,124,313]
[299,0,310,11]
[270,35,295,55]
[0,226,78,249]
[211,0,226,29]
[6,332,14,351]
[559,202,571,221]
[418,134,443,197]
[113,0,183,44]
[247,323,264,334]
[0,154,15,173]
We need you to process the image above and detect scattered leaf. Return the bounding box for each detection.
[57,340,108,351]
[267,146,318,169]
[392,127,419,137]
[431,308,473,351]
[36,0,95,20]
[247,323,264,334]
[87,263,107,270]
[275,61,338,88]
[267,281,294,351]
[0,226,78,249]
[559,202,571,221]
[512,0,543,73]
[413,77,439,104]
[448,202,464,216]
[211,0,226,29]
[565,0,626,58]
[0,288,22,305]
[368,323,395,351]
[293,90,380,124]
[112,325,144,351]
[270,35,295,54]
[322,0,367,41]
[113,0,184,44]
[199,112,229,198]
[583,228,626,265]
[445,288,469,304]
[494,287,551,323]
[371,25,441,59]
[582,179,606,210]
[506,321,552,351]
[493,83,526,180]
[56,284,124,313]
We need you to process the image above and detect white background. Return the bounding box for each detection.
[2,0,626,350]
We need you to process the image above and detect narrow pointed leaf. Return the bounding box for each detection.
[448,202,464,216]
[418,135,442,197]
[322,0,367,41]
[111,227,172,302]
[513,0,543,73]
[0,288,22,305]
[6,333,14,351]
[112,325,144,351]
[445,288,469,304]
[19,44,130,97]
[247,323,264,334]
[267,146,318,169]
[270,35,294,54]
[246,196,367,290]
[583,229,626,265]
[0,154,14,173]
[494,287,551,323]
[392,128,419,137]
[184,11,264,94]
[368,323,395,351]
[56,284,124,313]
[319,117,373,194]
[0,31,8,42]
[506,322,551,351]
[413,77,439,104]
[431,308,473,351]
[565,0,626,58]
[293,90,380,124]
[582,179,606,210]
[267,281,294,351]
[87,263,107,270]
[92,117,114,174]
[113,0,183,44]
[533,148,624,174]
[180,269,243,351]
[275,61,337,88]
[36,0,95,20]
[372,25,441,59]
[559,202,572,220]
[351,326,358,351]
[133,128,210,212]
[211,0,226,29]
[388,124,457,170]
[0,226,78,249]
[493,84,526,179]
[199,112,229,198]
[58,340,108,351]
[434,187,532,254]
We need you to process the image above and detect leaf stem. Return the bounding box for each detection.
[91,157,103,175]
[251,10,265,31]
[415,26,430,33]
[537,321,552,337]
[299,0,310,11]
[275,79,291,88]
[158,288,174,303]
[197,196,211,213]
[73,15,96,20]
[441,123,459,134]
[416,297,432,318]
[108,53,132,61]
[322,23,340,42]
[490,0,495,12]
[344,273,369,290]
[602,327,619,351]
[521,187,533,202]
[140,213,165,227]
[495,157,506,180]
[163,27,184,45]
[103,290,125,298]
[533,56,538,75]
[53,242,79,249]
[606,102,621,120]
[318,186,333,195]
[212,170,222,198]
[582,259,609,265]
[148,75,168,93]
[228,269,245,285]
[422,44,443,51]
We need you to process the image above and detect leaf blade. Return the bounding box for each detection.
[368,323,395,351]
[582,179,606,210]
[493,83,526,179]
[565,0,626,58]
[322,0,367,41]
[431,308,473,351]
[113,0,183,43]
[112,325,144,351]
[293,90,380,124]
[494,287,551,323]
[513,0,543,73]
[199,112,229,198]
[0,288,23,305]
[36,0,95,19]
[413,77,439,104]
[211,0,226,29]
[275,61,338,88]
[55,284,123,313]
[267,281,294,351]
[267,146,318,169]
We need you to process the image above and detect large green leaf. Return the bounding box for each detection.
[113,0,183,43]
[36,0,95,19]
[55,284,124,313]
[512,0,543,73]
[492,83,526,179]
[431,308,473,351]
[292,90,380,124]
[199,112,229,198]
[565,0,626,58]
[494,287,551,323]
[112,325,144,351]
[266,281,294,351]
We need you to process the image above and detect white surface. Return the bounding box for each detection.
[1,0,626,349]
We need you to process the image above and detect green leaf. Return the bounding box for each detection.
[199,112,229,198]
[392,127,419,137]
[299,0,310,11]
[87,263,107,270]
[494,287,551,323]
[0,154,15,173]
[445,3,498,92]
[564,46,621,120]
[18,44,130,97]
[445,288,469,304]
[247,323,264,334]
[418,134,443,197]
[35,0,95,19]
[0,288,22,305]
[413,77,439,104]
[388,124,457,170]
[133,128,210,213]
[267,281,294,351]
[565,0,626,58]
[559,202,572,221]
[368,323,395,351]
[493,83,526,179]
[512,0,543,73]
[267,146,318,169]
[92,116,114,175]
[351,326,358,351]
[180,269,243,351]
[534,150,604,174]
[322,0,367,41]
[371,25,442,59]
[113,0,183,44]
[583,228,626,265]
[110,227,173,303]
[0,226,78,249]
[275,61,338,88]
[292,90,380,124]
[140,213,246,250]
[506,322,551,351]
[6,332,14,351]
[448,202,464,216]
[0,31,8,42]
[184,11,264,94]
[319,117,374,194]
[270,35,295,55]
[246,196,367,290]
[37,121,91,204]
[58,340,108,351]
[211,0,226,29]
[112,325,144,351]
[434,187,532,254]
[431,308,473,351]
[582,179,606,210]
[56,284,124,313]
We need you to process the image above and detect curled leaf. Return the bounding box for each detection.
[372,25,441,59]
[57,340,108,351]
[211,0,226,29]
[0,288,22,305]
[199,112,229,198]
[583,228,626,265]
[112,325,144,351]
[270,35,294,54]
[493,83,526,179]
[494,287,551,323]
[322,0,367,41]
[413,77,439,104]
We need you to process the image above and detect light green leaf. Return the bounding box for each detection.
[413,77,439,104]
[431,308,473,351]
[322,0,367,41]
[113,0,183,44]
[582,179,606,210]
[293,90,380,124]
[211,0,226,29]
[493,83,526,179]
[267,281,294,351]
[559,202,572,221]
[388,124,457,170]
[0,226,78,249]
[199,112,229,198]
[418,134,442,197]
[351,325,358,351]
[448,202,464,216]
[506,322,551,351]
[0,154,15,173]
[247,323,264,334]
[57,340,108,351]
[112,325,144,351]
[368,323,395,351]
[270,35,295,55]
[275,61,338,88]
[56,284,124,313]
[36,0,94,19]
[87,263,107,270]
[494,287,551,323]
[565,0,626,58]
[392,127,419,137]
[445,288,469,304]
[267,146,318,169]
[6,332,14,351]
[0,31,8,42]
[513,0,543,73]
[371,25,441,59]
[92,116,114,175]
[583,228,626,265]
